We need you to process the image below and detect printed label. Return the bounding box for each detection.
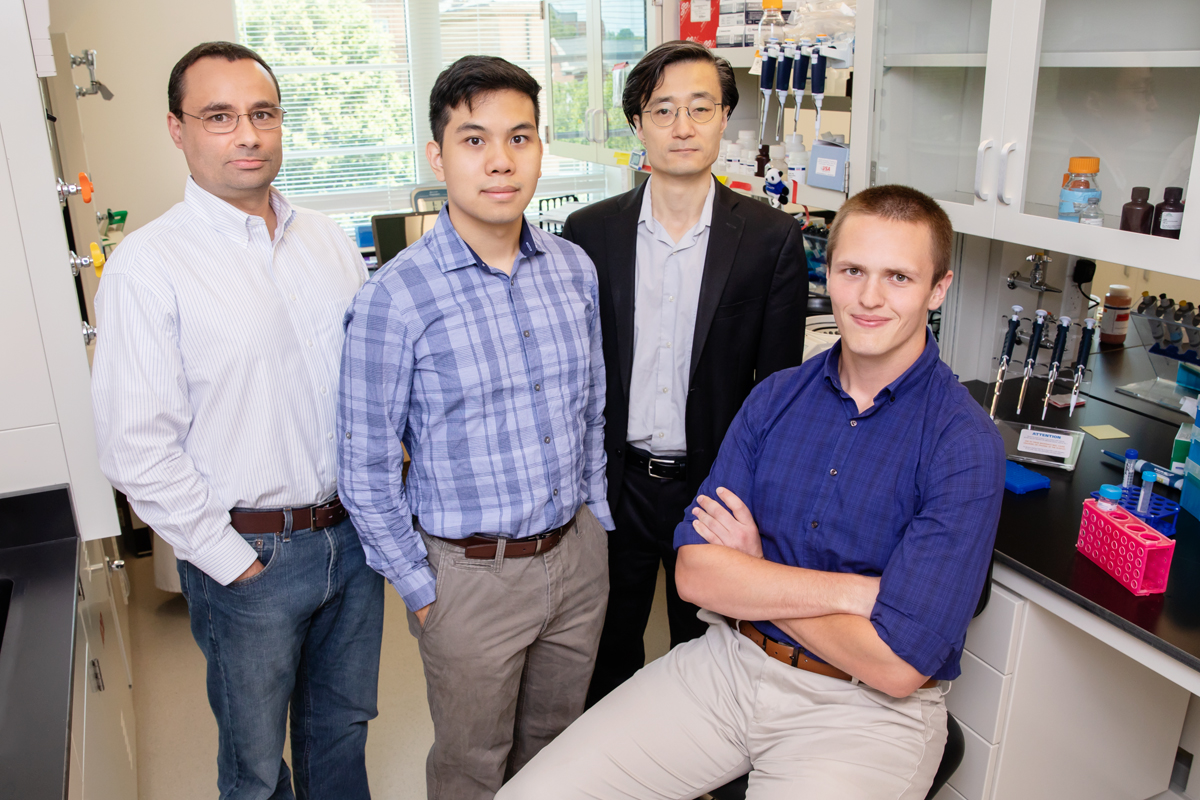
[1059,187,1100,215]
[690,0,712,22]
[815,157,838,176]
[1161,211,1183,231]
[1017,428,1074,459]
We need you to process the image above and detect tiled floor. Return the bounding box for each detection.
[128,549,672,799]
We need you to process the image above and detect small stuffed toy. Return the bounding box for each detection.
[763,166,789,209]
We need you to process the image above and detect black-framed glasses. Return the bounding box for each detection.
[643,101,725,127]
[180,107,287,134]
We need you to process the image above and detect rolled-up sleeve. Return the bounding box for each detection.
[871,430,1006,678]
[337,280,435,611]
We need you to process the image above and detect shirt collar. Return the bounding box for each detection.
[822,327,941,410]
[183,176,296,247]
[637,175,717,241]
[431,203,542,274]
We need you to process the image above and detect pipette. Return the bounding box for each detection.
[775,39,796,143]
[1041,316,1071,420]
[1016,309,1047,415]
[1069,318,1096,416]
[810,35,830,141]
[793,39,811,131]
[989,304,1023,420]
[758,38,779,145]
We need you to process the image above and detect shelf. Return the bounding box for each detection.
[882,53,987,69]
[881,50,1200,69]
[712,47,756,69]
[718,172,845,213]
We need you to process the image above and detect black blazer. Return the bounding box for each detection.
[562,180,806,510]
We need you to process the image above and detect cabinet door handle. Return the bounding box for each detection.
[997,142,1018,205]
[585,108,599,143]
[974,139,994,201]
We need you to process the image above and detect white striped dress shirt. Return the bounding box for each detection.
[91,178,366,584]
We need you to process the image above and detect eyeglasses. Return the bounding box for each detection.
[180,107,287,134]
[642,101,725,127]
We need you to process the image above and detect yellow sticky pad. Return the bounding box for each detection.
[1080,424,1129,440]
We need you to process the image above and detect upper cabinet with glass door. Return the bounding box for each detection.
[545,0,658,164]
[993,0,1200,276]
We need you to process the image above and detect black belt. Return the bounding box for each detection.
[626,446,687,481]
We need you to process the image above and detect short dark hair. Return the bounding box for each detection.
[168,42,281,118]
[429,56,541,146]
[827,185,955,286]
[622,40,738,131]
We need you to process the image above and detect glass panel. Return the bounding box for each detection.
[1021,0,1199,225]
[600,0,647,152]
[871,0,991,206]
[548,0,593,147]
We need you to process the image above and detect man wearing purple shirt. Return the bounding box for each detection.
[498,185,1006,800]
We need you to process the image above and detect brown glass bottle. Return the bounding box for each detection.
[1119,187,1153,235]
[1152,187,1184,239]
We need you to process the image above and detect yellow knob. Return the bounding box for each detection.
[90,241,105,277]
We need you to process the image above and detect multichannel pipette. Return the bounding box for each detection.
[1041,316,1071,420]
[1016,309,1047,415]
[774,39,795,143]
[758,38,779,144]
[989,305,1023,420]
[1069,317,1096,416]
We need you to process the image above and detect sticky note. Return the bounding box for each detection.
[1080,424,1129,440]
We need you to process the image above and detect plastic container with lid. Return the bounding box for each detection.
[1120,187,1154,234]
[1058,156,1101,222]
[1153,186,1184,239]
[1099,284,1132,344]
[768,144,788,175]
[1097,484,1123,512]
[785,133,807,185]
[1079,196,1104,226]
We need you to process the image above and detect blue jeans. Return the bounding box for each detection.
[179,515,385,800]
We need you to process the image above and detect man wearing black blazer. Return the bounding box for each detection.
[563,40,806,705]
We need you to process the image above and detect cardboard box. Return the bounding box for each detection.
[681,0,719,48]
[807,140,849,191]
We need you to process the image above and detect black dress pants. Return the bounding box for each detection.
[585,462,709,707]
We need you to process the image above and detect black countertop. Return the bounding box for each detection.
[0,488,80,800]
[972,342,1200,674]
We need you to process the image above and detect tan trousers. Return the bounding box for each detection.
[409,505,609,800]
[498,609,948,800]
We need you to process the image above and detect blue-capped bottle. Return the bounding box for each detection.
[1058,157,1101,222]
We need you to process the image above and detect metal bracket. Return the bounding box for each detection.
[71,50,113,100]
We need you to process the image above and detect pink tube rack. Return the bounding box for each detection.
[1077,500,1175,596]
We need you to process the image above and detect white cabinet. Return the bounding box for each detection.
[859,0,1200,277]
[544,0,663,164]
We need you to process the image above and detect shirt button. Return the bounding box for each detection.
[544,436,551,443]
[811,520,819,529]
[306,339,313,347]
[666,341,672,348]
[850,420,857,427]
[524,330,531,337]
[534,383,541,391]
[321,387,328,395]
[345,432,352,439]
[290,293,297,301]
[327,432,334,441]
[657,432,665,439]
[511,278,515,286]
[829,468,838,476]
[662,387,669,393]
[553,488,559,496]
[669,295,675,302]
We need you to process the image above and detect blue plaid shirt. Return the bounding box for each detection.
[675,332,1004,680]
[338,208,613,611]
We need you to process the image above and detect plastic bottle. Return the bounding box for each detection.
[1136,469,1156,515]
[1097,484,1123,512]
[755,0,788,52]
[755,144,770,177]
[1122,449,1139,488]
[785,133,807,185]
[725,143,740,176]
[1058,157,1101,222]
[1153,186,1185,239]
[1099,284,1132,345]
[768,144,788,175]
[1079,196,1104,226]
[1120,187,1154,235]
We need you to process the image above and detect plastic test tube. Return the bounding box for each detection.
[1136,469,1156,515]
[1097,484,1123,512]
[1122,448,1139,487]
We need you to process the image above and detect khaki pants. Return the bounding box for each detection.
[498,609,948,800]
[409,505,609,800]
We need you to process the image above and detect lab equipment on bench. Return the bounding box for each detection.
[757,37,779,144]
[1016,309,1048,416]
[1096,485,1122,512]
[1058,157,1101,222]
[1004,460,1050,494]
[990,305,1023,420]
[774,39,795,143]
[1137,470,1156,515]
[1069,318,1096,417]
[1101,450,1183,491]
[995,420,1085,472]
[1122,448,1139,487]
[1120,187,1154,234]
[1042,316,1071,421]
[1077,498,1176,595]
[1153,186,1184,239]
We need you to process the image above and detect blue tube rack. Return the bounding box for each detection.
[1089,486,1180,537]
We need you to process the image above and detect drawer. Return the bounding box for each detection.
[948,719,998,800]
[963,582,1025,674]
[946,650,1012,744]
[931,784,967,800]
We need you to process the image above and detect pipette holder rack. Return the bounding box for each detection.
[1077,499,1175,595]
[1088,486,1179,536]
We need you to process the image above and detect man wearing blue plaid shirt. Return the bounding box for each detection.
[337,56,613,800]
[500,185,1006,800]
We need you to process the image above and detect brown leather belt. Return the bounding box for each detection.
[229,497,347,535]
[737,620,938,690]
[434,518,574,560]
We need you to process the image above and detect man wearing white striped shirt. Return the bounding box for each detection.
[91,42,384,800]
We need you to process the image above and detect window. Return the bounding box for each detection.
[236,0,606,233]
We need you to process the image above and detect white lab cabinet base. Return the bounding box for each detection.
[990,601,1188,800]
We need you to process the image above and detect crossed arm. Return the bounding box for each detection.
[676,487,931,698]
